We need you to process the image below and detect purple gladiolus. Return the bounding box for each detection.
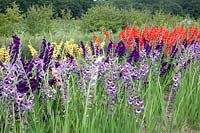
[160,68,167,77]
[96,45,103,56]
[0,61,3,67]
[106,41,113,56]
[135,38,139,48]
[90,41,95,55]
[16,80,29,93]
[161,62,168,67]
[55,61,61,68]
[66,52,74,63]
[80,41,86,58]
[39,38,47,59]
[143,38,151,55]
[155,41,163,53]
[30,79,39,91]
[116,41,126,58]
[133,47,140,63]
[170,44,178,58]
[127,50,134,64]
[167,72,181,122]
[9,35,21,64]
[43,42,54,70]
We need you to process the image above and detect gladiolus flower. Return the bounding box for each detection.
[104,29,110,40]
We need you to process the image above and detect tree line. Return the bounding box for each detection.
[0,0,199,19]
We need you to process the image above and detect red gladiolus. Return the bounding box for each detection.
[166,46,172,57]
[104,29,110,40]
[125,25,131,38]
[113,43,117,49]
[119,31,125,40]
[130,26,138,39]
[139,31,144,51]
[96,25,199,56]
[93,35,101,46]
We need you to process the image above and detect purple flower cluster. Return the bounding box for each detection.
[160,61,171,77]
[167,72,181,122]
[0,63,35,113]
[143,38,152,56]
[127,46,140,64]
[0,35,56,117]
[170,44,178,58]
[106,41,113,56]
[43,86,56,98]
[76,54,147,113]
[50,55,78,100]
[115,41,126,58]
[128,95,144,114]
[90,41,95,55]
[149,48,161,66]
[187,41,200,62]
[139,62,149,79]
[9,35,21,64]
[95,45,103,56]
[105,78,118,111]
[81,41,87,58]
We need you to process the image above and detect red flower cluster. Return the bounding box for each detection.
[103,25,200,56]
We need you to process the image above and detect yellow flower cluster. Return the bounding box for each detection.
[28,43,38,57]
[27,38,97,60]
[0,47,9,63]
[85,45,91,55]
[52,42,63,59]
[99,41,106,48]
[64,38,81,57]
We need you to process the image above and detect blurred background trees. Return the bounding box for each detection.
[0,0,199,36]
[0,0,199,19]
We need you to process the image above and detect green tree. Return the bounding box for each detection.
[81,5,134,32]
[0,2,23,36]
[24,5,54,35]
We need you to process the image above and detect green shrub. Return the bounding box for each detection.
[128,9,152,27]
[24,5,54,35]
[81,5,134,33]
[60,9,72,20]
[0,2,23,36]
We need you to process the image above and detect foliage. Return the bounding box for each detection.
[0,0,200,19]
[100,0,200,19]
[59,9,72,20]
[81,5,191,33]
[24,5,54,35]
[81,5,134,33]
[53,0,94,18]
[0,2,23,36]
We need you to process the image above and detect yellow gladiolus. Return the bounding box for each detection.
[28,43,38,57]
[0,47,10,63]
[52,42,63,59]
[64,38,80,57]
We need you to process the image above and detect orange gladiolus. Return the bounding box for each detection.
[93,35,101,46]
[119,31,125,40]
[125,25,131,38]
[166,46,172,57]
[104,29,110,40]
[113,43,117,49]
[130,26,138,39]
[97,25,199,56]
